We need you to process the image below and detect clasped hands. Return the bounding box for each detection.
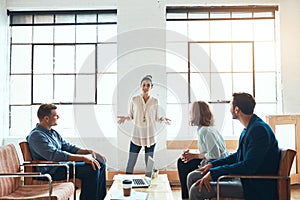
[181,149,204,163]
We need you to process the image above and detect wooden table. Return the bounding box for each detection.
[105,174,173,200]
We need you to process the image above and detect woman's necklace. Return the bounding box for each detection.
[142,95,150,122]
[143,108,146,122]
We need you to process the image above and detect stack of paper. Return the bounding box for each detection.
[110,190,148,200]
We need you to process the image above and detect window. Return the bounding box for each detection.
[9,10,117,137]
[166,6,280,138]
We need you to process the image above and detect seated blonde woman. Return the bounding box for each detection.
[177,101,229,200]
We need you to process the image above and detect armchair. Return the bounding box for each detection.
[0,144,74,200]
[213,148,296,200]
[19,141,81,200]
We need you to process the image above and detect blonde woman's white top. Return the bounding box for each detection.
[197,126,229,167]
[129,95,162,147]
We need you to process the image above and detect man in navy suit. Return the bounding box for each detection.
[187,92,280,200]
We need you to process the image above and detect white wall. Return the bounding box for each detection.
[279,0,300,113]
[0,0,8,145]
[3,0,300,170]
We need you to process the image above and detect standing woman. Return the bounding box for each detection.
[118,75,171,174]
[177,101,229,199]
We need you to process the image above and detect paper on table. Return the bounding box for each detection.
[110,190,148,200]
[113,174,141,180]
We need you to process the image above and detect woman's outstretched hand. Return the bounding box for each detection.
[160,117,172,125]
[117,116,129,124]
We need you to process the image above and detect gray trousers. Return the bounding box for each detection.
[187,170,244,200]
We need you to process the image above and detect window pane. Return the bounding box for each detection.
[211,73,232,100]
[97,74,117,104]
[188,21,209,41]
[33,26,54,43]
[255,103,277,119]
[166,104,189,139]
[255,72,276,102]
[190,73,210,102]
[54,105,76,136]
[211,104,233,136]
[34,15,54,23]
[11,45,32,73]
[54,26,75,43]
[232,73,253,94]
[97,43,117,73]
[76,45,96,73]
[33,45,53,74]
[210,21,231,41]
[167,73,188,103]
[11,26,32,43]
[232,43,253,72]
[54,75,75,103]
[10,75,31,104]
[76,25,97,43]
[31,105,40,125]
[166,43,188,72]
[54,46,75,73]
[190,43,210,72]
[254,42,276,71]
[10,106,32,136]
[217,104,236,136]
[232,12,252,18]
[33,75,53,103]
[55,14,75,23]
[166,21,188,42]
[210,12,230,18]
[188,11,208,19]
[77,14,97,23]
[98,13,117,22]
[211,43,231,72]
[253,19,274,41]
[12,15,32,24]
[232,20,253,41]
[253,12,274,18]
[94,105,117,137]
[98,24,117,42]
[166,12,187,19]
[75,75,95,103]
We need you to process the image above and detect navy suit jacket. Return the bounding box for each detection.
[210,114,280,200]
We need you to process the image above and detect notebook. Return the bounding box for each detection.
[131,157,155,188]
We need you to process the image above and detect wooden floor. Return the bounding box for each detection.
[72,184,300,199]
